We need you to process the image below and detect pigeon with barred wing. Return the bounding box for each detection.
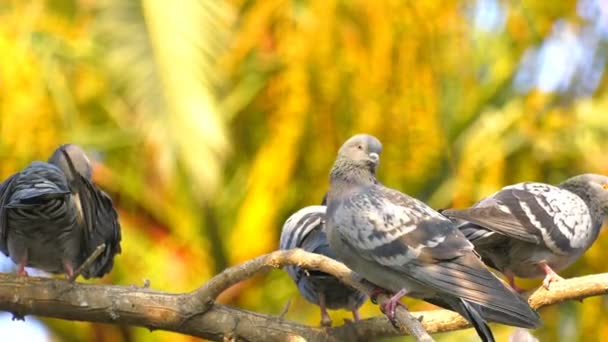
[442,174,608,290]
[280,205,367,326]
[325,134,541,342]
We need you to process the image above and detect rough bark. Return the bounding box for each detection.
[0,249,605,341]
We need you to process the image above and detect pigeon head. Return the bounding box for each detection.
[330,134,383,184]
[337,134,383,170]
[48,144,93,182]
[561,173,608,217]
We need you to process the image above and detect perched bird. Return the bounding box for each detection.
[325,134,541,342]
[280,205,367,326]
[0,144,122,279]
[441,174,608,290]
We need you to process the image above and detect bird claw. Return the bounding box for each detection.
[63,260,76,282]
[17,261,28,277]
[318,294,332,327]
[539,263,564,290]
[542,273,564,290]
[320,317,332,327]
[380,300,408,322]
[379,289,408,322]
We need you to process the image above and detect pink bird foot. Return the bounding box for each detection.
[318,293,332,327]
[63,260,75,281]
[539,263,564,289]
[17,262,28,277]
[351,309,361,322]
[505,271,525,293]
[379,288,409,322]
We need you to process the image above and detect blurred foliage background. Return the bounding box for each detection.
[0,0,607,341]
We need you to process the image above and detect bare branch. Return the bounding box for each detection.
[331,269,608,339]
[0,249,605,341]
[188,249,433,340]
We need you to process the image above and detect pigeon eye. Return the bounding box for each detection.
[602,183,608,190]
[357,145,363,150]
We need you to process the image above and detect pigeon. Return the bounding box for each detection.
[280,205,367,326]
[0,144,122,279]
[441,174,608,290]
[325,134,541,342]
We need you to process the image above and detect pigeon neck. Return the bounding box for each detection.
[560,182,607,229]
[329,159,376,187]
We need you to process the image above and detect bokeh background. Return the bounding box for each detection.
[1,0,607,341]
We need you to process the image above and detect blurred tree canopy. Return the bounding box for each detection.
[0,0,607,341]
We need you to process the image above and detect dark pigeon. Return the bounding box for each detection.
[325,134,541,342]
[0,144,122,279]
[442,174,608,290]
[280,205,367,326]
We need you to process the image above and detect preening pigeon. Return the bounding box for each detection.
[325,134,541,342]
[280,205,367,326]
[442,174,608,290]
[0,144,122,279]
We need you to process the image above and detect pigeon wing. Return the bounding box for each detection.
[443,182,592,253]
[335,186,539,327]
[74,174,122,278]
[279,206,327,281]
[0,174,18,255]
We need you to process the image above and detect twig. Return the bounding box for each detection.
[278,299,291,320]
[69,243,106,281]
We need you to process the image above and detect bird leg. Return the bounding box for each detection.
[504,270,525,293]
[16,251,29,277]
[318,293,332,327]
[379,288,409,322]
[63,260,75,281]
[538,262,564,289]
[17,260,28,277]
[351,309,361,322]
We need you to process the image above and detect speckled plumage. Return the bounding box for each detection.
[325,134,541,342]
[443,174,608,289]
[0,144,121,279]
[280,205,366,326]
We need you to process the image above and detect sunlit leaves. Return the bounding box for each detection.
[1,0,608,341]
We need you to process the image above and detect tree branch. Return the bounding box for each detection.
[188,249,434,341]
[0,249,606,341]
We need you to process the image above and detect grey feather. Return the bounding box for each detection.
[325,134,540,340]
[443,174,608,279]
[0,144,121,278]
[279,205,367,312]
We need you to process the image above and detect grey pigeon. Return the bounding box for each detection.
[442,174,608,290]
[280,205,367,326]
[325,134,541,342]
[0,144,122,279]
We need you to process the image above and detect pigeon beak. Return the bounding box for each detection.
[368,152,379,164]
